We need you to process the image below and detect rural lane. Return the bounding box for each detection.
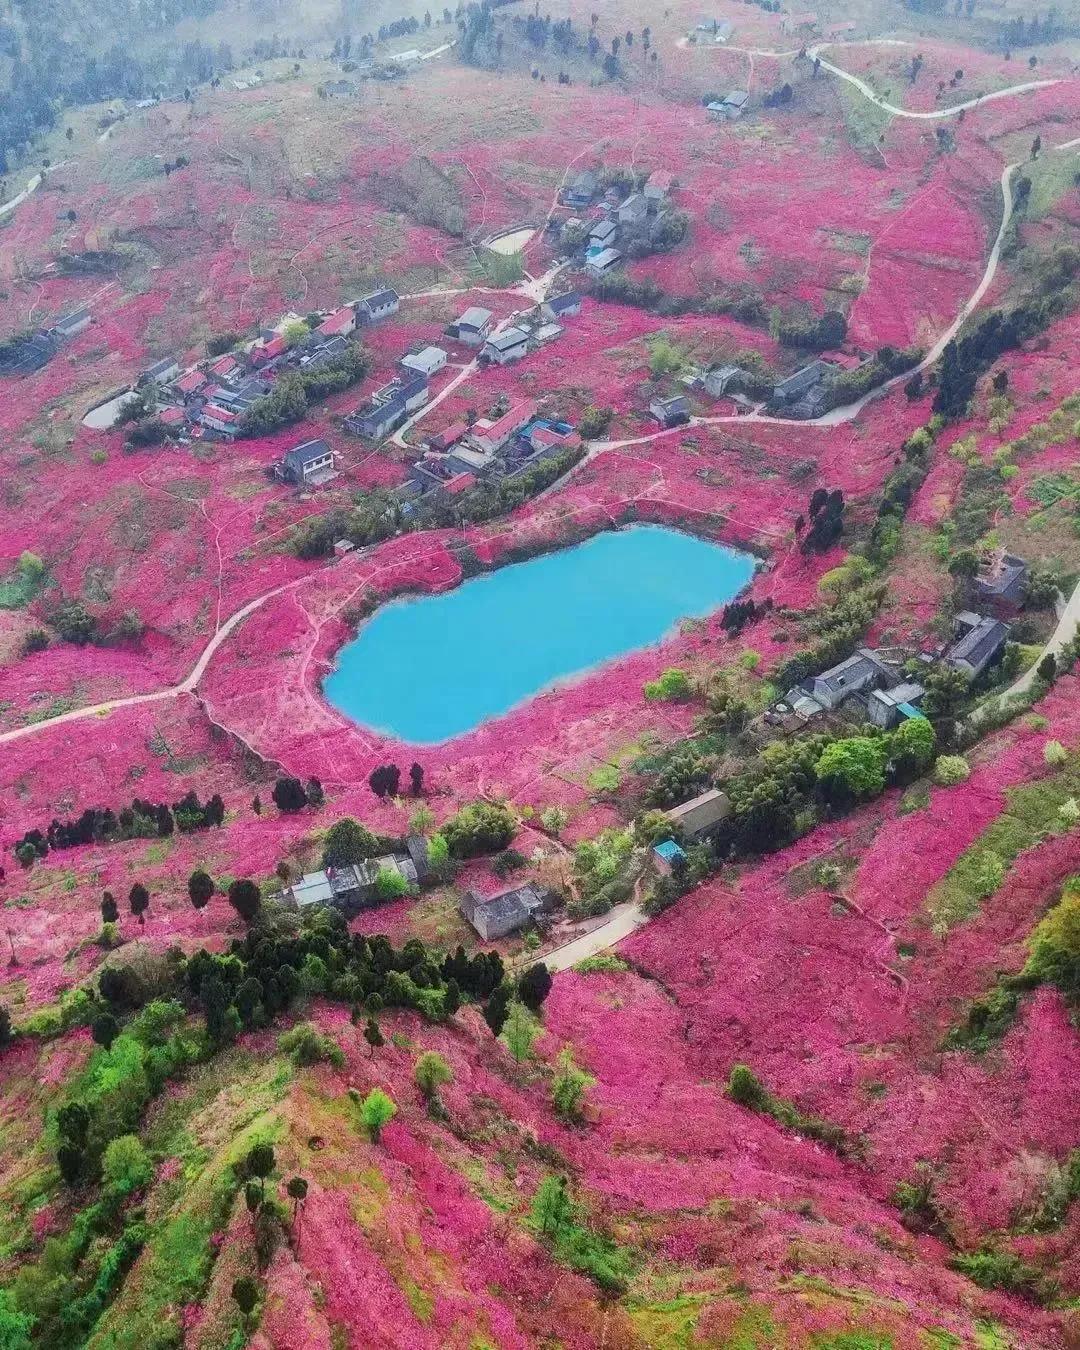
[526,901,648,974]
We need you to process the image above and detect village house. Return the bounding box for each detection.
[459,882,553,941]
[208,353,241,383]
[446,443,497,477]
[974,550,1028,613]
[585,247,622,278]
[644,170,674,206]
[709,89,748,120]
[801,648,894,712]
[400,345,447,379]
[561,170,598,208]
[782,10,819,32]
[525,422,580,456]
[345,374,429,440]
[470,401,538,455]
[665,788,732,843]
[866,683,927,729]
[250,333,288,365]
[542,292,582,321]
[358,288,401,323]
[649,393,691,428]
[278,438,338,487]
[322,79,358,97]
[481,326,530,366]
[450,306,494,346]
[299,335,352,370]
[533,322,563,346]
[316,306,358,339]
[588,218,619,249]
[52,308,92,338]
[773,361,834,407]
[0,331,59,374]
[172,368,209,399]
[429,420,468,452]
[157,406,188,431]
[139,357,181,385]
[652,838,688,877]
[285,838,429,916]
[944,613,1010,680]
[617,192,648,228]
[199,403,242,438]
[702,365,745,397]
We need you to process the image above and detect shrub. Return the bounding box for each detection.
[643,667,692,702]
[374,866,410,901]
[101,1134,153,1196]
[359,1088,397,1142]
[933,755,971,786]
[1044,739,1068,768]
[551,1047,594,1121]
[441,801,515,858]
[539,806,568,836]
[278,1022,345,1068]
[322,816,378,867]
[414,1050,453,1099]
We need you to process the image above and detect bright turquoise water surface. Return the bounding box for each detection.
[323,525,755,744]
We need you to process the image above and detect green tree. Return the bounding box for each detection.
[530,1173,572,1235]
[888,716,936,783]
[414,1050,453,1099]
[286,1175,308,1238]
[503,1000,538,1062]
[1037,653,1058,684]
[374,866,409,901]
[360,1088,397,1142]
[518,962,553,1012]
[540,806,568,836]
[187,869,214,911]
[0,1289,33,1349]
[441,801,516,858]
[100,892,118,924]
[363,1017,384,1057]
[551,1047,594,1120]
[228,878,262,923]
[322,816,377,867]
[231,1276,259,1320]
[643,667,692,702]
[243,1143,275,1202]
[91,1012,119,1051]
[128,883,150,926]
[815,737,886,805]
[101,1134,153,1195]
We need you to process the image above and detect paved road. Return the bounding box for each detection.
[535,901,648,974]
[1000,580,1080,699]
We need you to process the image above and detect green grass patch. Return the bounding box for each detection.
[927,751,1080,932]
[573,953,630,975]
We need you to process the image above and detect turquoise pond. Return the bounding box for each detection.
[323,524,756,744]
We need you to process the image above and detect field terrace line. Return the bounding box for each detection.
[0,61,1074,746]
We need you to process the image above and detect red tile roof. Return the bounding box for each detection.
[530,425,581,450]
[476,400,538,446]
[444,472,476,496]
[202,404,238,424]
[175,369,207,394]
[431,420,467,450]
[318,307,355,336]
[209,355,238,377]
[158,406,187,425]
[647,170,674,191]
[252,335,287,362]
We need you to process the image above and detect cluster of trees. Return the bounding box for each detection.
[721,596,772,637]
[291,444,584,559]
[775,574,884,690]
[998,13,1067,48]
[241,343,369,436]
[440,800,516,858]
[762,82,794,108]
[590,268,769,329]
[369,153,467,237]
[800,487,845,555]
[698,717,939,862]
[269,776,324,813]
[14,791,225,865]
[933,245,1080,420]
[819,344,923,414]
[772,308,847,352]
[368,762,424,798]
